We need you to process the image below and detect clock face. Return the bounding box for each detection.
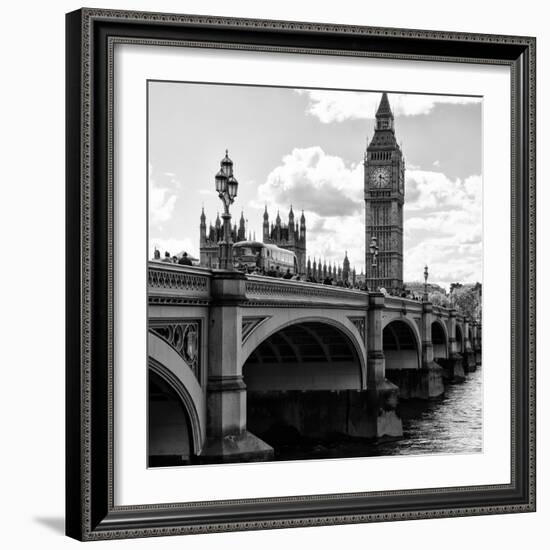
[370,167,391,188]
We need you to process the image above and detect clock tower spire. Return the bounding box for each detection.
[364,92,405,291]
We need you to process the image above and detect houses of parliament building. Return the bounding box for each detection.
[199,205,307,275]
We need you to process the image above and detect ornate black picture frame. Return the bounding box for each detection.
[66,8,536,541]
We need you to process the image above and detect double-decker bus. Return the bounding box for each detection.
[232,240,298,276]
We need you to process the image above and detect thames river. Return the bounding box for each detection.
[273,369,483,461]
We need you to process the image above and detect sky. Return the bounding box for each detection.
[148,81,482,290]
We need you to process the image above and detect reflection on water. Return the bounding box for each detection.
[273,368,482,461]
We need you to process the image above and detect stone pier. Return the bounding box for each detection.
[462,318,477,373]
[365,293,403,437]
[473,321,482,366]
[201,270,273,463]
[438,309,466,382]
[247,386,400,443]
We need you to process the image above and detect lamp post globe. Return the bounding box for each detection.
[215,170,227,194]
[227,175,239,200]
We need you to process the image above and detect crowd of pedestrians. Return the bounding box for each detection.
[153,249,193,266]
[153,249,424,299]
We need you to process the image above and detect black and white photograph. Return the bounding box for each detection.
[56,2,537,544]
[147,82,484,467]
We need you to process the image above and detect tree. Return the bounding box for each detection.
[452,283,482,318]
[429,291,450,307]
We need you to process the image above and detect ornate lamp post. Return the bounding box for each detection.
[369,235,379,290]
[423,264,429,301]
[215,150,239,270]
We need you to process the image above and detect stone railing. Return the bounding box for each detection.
[244,274,368,308]
[148,261,212,304]
[432,305,444,317]
[384,295,424,314]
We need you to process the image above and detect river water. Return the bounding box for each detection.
[272,368,483,461]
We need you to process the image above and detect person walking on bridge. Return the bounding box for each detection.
[178,252,193,266]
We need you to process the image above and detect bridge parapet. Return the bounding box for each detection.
[244,275,368,308]
[432,305,450,318]
[384,295,424,315]
[148,262,212,304]
[382,298,458,320]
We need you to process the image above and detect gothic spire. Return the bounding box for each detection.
[376,92,393,119]
[370,92,397,144]
[343,250,350,268]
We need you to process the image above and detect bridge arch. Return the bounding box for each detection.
[242,318,366,448]
[241,315,366,389]
[382,318,422,370]
[147,332,205,464]
[431,319,449,360]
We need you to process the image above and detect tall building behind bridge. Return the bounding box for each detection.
[199,205,306,273]
[262,206,307,275]
[364,92,405,291]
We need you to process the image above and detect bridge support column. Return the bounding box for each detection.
[414,302,445,398]
[201,271,273,463]
[462,319,477,373]
[439,309,465,382]
[364,293,402,438]
[473,321,482,366]
[415,302,445,398]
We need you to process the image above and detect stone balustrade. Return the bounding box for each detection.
[244,274,368,308]
[148,262,212,305]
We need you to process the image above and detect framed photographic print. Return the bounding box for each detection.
[65,8,536,541]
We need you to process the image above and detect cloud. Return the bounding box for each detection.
[250,147,366,270]
[150,187,177,225]
[306,212,365,273]
[149,165,180,228]
[405,170,481,213]
[254,146,363,217]
[403,171,482,288]
[297,90,481,124]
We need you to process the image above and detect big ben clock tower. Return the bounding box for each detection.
[364,92,405,291]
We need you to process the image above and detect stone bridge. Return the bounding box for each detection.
[148,262,482,464]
